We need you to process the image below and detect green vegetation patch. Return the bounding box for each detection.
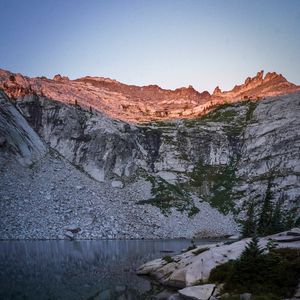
[137,175,199,217]
[138,100,260,217]
[184,100,258,137]
[183,100,259,215]
[187,163,237,214]
[209,238,300,299]
[240,180,300,237]
[201,105,239,123]
[162,255,174,263]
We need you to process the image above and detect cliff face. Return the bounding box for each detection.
[12,91,300,220]
[0,92,238,239]
[0,69,299,239]
[0,91,46,166]
[1,69,299,122]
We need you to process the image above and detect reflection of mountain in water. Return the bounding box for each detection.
[0,239,207,299]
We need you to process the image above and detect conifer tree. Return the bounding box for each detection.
[257,181,273,235]
[241,202,257,237]
[240,236,264,260]
[270,197,284,233]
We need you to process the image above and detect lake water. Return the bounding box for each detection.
[0,239,215,300]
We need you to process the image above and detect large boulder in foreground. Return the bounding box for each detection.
[178,284,216,300]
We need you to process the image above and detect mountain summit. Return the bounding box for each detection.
[0,69,299,122]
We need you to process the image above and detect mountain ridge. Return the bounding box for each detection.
[0,68,299,123]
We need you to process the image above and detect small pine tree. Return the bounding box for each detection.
[231,236,265,288]
[270,197,284,233]
[240,236,264,260]
[257,181,273,235]
[241,202,257,237]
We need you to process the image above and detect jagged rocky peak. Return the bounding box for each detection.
[213,86,222,95]
[264,71,288,82]
[200,90,211,98]
[243,70,288,86]
[244,70,264,85]
[53,74,69,81]
[244,70,293,87]
[174,85,201,96]
[0,68,299,123]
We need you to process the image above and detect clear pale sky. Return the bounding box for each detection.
[1,0,300,92]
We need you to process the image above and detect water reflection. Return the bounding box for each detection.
[0,239,211,300]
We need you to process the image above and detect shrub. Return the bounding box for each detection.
[209,238,300,298]
[162,256,174,263]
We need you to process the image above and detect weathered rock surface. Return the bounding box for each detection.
[178,284,215,300]
[111,180,124,189]
[137,230,300,287]
[0,90,46,165]
[232,92,300,215]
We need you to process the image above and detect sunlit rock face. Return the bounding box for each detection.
[0,69,299,123]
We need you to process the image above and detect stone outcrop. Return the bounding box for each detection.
[137,229,300,288]
[214,70,298,102]
[178,284,216,300]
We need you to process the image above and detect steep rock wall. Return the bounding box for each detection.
[12,92,300,219]
[0,91,46,166]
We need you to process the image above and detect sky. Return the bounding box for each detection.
[0,0,300,92]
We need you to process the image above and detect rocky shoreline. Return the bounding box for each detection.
[137,229,300,300]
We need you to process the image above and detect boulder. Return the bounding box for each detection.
[178,284,216,300]
[287,228,300,237]
[64,231,74,239]
[272,236,300,243]
[168,294,183,300]
[136,258,167,275]
[212,284,224,296]
[240,293,252,300]
[63,224,81,233]
[111,180,124,189]
[154,290,175,299]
